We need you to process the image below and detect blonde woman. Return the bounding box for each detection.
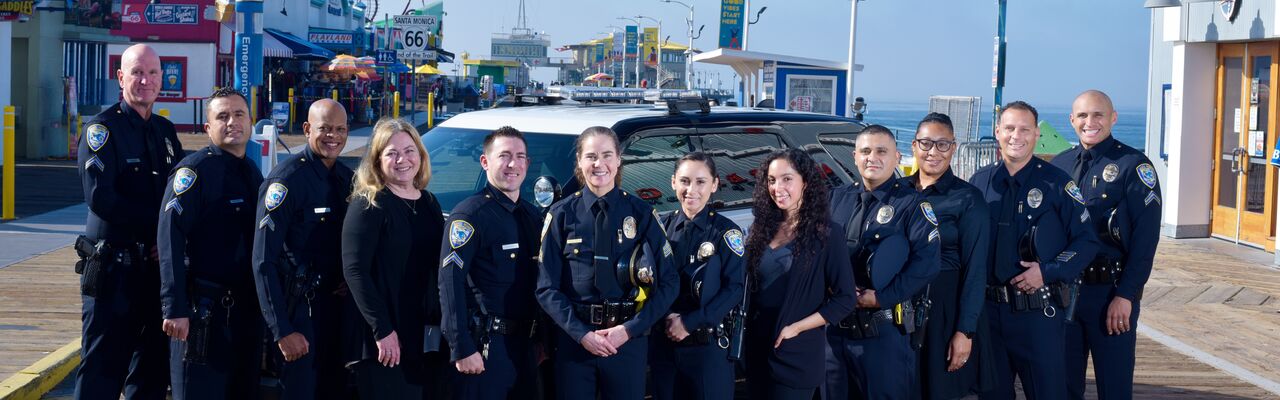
[341,118,444,399]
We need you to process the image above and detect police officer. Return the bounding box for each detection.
[535,126,678,400]
[1050,90,1161,400]
[158,87,263,399]
[440,126,544,399]
[827,124,940,399]
[649,152,745,400]
[74,43,182,400]
[969,101,1099,400]
[252,98,355,399]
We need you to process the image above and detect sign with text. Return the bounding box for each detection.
[309,32,353,45]
[375,50,397,66]
[625,25,638,58]
[0,0,35,21]
[113,0,218,42]
[491,36,548,65]
[643,27,658,67]
[395,15,437,61]
[718,0,744,50]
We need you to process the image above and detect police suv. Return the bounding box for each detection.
[422,86,870,226]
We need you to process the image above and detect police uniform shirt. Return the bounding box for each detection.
[79,102,184,244]
[439,184,543,361]
[252,146,354,341]
[829,178,941,308]
[1051,136,1162,301]
[535,188,678,342]
[158,145,263,319]
[969,157,1099,286]
[909,170,991,334]
[661,207,746,331]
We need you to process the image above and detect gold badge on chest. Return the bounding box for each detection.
[623,216,637,239]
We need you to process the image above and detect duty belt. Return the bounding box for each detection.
[987,285,1055,315]
[474,315,538,338]
[189,278,241,309]
[1083,257,1123,285]
[833,307,899,339]
[572,300,638,329]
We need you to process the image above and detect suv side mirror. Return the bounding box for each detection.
[534,176,562,209]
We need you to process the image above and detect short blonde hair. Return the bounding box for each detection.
[350,118,431,208]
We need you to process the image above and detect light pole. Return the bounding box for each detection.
[637,15,662,88]
[744,5,766,50]
[662,0,704,90]
[846,0,860,118]
[618,17,642,88]
[607,25,625,86]
[993,0,1006,136]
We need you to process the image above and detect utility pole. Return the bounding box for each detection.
[993,0,1007,136]
[846,0,859,118]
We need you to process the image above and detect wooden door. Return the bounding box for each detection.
[1212,42,1278,250]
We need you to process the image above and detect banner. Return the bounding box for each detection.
[625,26,638,59]
[718,0,744,50]
[0,0,34,21]
[643,27,658,67]
[611,32,623,61]
[594,42,605,65]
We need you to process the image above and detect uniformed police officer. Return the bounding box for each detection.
[827,124,940,399]
[74,43,183,400]
[649,152,745,400]
[157,87,263,399]
[252,98,355,399]
[535,126,678,400]
[969,101,1099,400]
[1050,90,1161,400]
[440,126,545,399]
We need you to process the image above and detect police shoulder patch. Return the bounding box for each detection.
[86,124,109,152]
[920,202,938,226]
[724,229,746,257]
[172,167,197,195]
[1136,163,1158,189]
[449,220,476,249]
[264,183,288,212]
[653,209,667,235]
[1065,181,1086,205]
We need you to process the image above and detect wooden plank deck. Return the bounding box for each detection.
[0,247,81,381]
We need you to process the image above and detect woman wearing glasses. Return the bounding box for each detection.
[908,113,996,399]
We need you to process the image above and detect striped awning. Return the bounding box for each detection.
[263,33,294,58]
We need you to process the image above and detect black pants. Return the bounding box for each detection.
[650,334,735,400]
[554,330,648,400]
[75,258,170,400]
[169,293,263,400]
[271,291,352,400]
[352,359,423,399]
[455,333,537,400]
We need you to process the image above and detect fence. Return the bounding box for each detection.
[951,139,1001,181]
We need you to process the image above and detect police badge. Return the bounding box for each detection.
[1103,163,1119,183]
[1137,163,1158,189]
[449,220,476,249]
[623,216,637,239]
[724,229,745,257]
[87,124,109,152]
[1027,188,1044,209]
[876,205,895,224]
[264,183,288,212]
[697,241,715,261]
[173,167,197,195]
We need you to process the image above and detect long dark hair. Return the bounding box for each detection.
[745,149,831,287]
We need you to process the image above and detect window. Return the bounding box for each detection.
[701,132,786,211]
[620,134,694,213]
[423,127,577,211]
[818,131,859,177]
[785,75,837,115]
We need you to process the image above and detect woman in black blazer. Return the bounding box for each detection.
[341,118,444,399]
[743,149,857,400]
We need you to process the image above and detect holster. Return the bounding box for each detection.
[185,298,215,365]
[1053,280,1081,322]
[1082,257,1123,285]
[73,235,108,297]
[725,304,747,361]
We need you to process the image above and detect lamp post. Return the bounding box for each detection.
[992,0,1006,136]
[618,17,642,88]
[637,15,661,88]
[662,0,703,90]
[744,4,766,50]
[846,0,860,118]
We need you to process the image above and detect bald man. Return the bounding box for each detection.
[1050,90,1162,400]
[75,43,182,400]
[252,99,355,399]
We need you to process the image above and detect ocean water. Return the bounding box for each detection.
[863,101,1148,155]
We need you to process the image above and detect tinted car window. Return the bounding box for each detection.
[701,132,785,211]
[422,127,577,211]
[619,134,694,213]
[819,132,859,177]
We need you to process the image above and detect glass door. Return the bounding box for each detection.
[1212,43,1278,250]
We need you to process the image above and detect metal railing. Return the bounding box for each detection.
[951,139,1001,181]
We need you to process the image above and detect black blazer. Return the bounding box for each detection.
[751,220,856,388]
[341,189,443,365]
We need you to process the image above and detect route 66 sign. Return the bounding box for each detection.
[1221,0,1240,22]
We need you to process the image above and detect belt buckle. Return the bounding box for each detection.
[590,305,605,325]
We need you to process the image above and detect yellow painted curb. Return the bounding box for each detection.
[0,338,81,400]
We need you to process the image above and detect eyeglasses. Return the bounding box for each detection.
[913,139,956,152]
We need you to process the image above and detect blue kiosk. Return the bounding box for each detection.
[693,48,862,117]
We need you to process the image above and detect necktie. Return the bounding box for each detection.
[1071,151,1093,184]
[846,191,876,287]
[994,176,1021,283]
[592,200,621,298]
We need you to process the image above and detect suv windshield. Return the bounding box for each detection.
[422,127,577,211]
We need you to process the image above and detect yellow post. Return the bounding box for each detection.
[332,89,338,101]
[288,88,295,133]
[157,108,170,118]
[393,92,400,119]
[3,106,15,220]
[427,93,434,129]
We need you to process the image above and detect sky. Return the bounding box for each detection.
[378,0,1153,110]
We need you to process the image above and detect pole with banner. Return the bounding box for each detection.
[234,0,264,110]
[395,14,438,125]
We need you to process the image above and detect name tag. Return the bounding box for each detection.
[501,243,520,250]
[313,207,330,214]
[229,199,244,204]
[126,158,141,163]
[566,238,583,245]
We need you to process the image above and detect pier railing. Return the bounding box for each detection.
[951,139,1001,180]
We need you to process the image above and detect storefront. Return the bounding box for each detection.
[109,0,223,131]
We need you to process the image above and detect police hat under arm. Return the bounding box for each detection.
[666,211,747,331]
[1029,163,1100,284]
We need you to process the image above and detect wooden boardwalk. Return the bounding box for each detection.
[0,247,81,380]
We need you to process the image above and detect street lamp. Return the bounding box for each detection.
[743,5,766,50]
[618,17,642,88]
[846,0,860,118]
[636,15,662,88]
[662,0,703,89]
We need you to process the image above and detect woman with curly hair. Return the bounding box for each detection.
[743,148,856,399]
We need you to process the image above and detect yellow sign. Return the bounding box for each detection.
[0,0,34,20]
[642,27,658,67]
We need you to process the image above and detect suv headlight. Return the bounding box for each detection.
[533,176,561,209]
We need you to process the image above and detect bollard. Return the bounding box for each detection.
[393,92,400,119]
[427,93,434,129]
[288,88,295,133]
[158,108,170,118]
[3,106,15,220]
[332,89,338,101]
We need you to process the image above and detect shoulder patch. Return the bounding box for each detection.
[84,155,104,172]
[1065,181,1086,205]
[724,229,745,257]
[653,209,667,235]
[172,167,197,195]
[264,183,288,212]
[164,198,183,215]
[920,202,938,226]
[86,124,109,152]
[449,220,476,249]
[1137,163,1158,189]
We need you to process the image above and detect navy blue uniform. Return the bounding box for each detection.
[440,184,544,400]
[75,102,182,400]
[157,145,263,399]
[535,188,678,400]
[251,146,354,399]
[909,171,995,399]
[1051,137,1162,400]
[649,208,745,400]
[827,177,940,399]
[969,158,1099,400]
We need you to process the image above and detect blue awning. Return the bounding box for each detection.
[265,28,337,60]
